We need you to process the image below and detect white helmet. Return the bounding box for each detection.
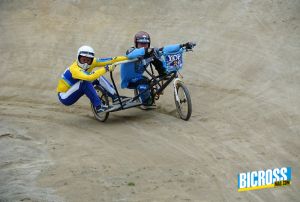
[77,45,95,70]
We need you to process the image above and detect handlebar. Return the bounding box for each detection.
[107,42,196,69]
[181,42,196,51]
[155,42,196,55]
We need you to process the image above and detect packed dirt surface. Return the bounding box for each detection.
[0,0,299,201]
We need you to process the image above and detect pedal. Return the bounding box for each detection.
[106,104,121,112]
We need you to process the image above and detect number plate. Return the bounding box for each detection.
[164,52,183,72]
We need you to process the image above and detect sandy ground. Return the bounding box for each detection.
[0,0,299,201]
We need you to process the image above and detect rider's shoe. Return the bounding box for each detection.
[140,103,156,110]
[95,104,109,113]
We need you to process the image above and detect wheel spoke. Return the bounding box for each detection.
[91,88,109,122]
[174,83,192,121]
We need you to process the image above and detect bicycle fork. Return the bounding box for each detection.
[173,78,183,103]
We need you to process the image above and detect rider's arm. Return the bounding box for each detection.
[161,42,194,53]
[126,48,146,59]
[151,44,182,75]
[70,64,107,81]
[162,44,182,54]
[91,56,128,68]
[151,58,165,75]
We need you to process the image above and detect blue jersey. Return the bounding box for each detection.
[120,44,181,89]
[120,48,146,88]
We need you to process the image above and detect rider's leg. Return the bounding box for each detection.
[58,81,102,108]
[152,58,166,76]
[137,83,156,110]
[128,80,150,102]
[58,82,84,106]
[80,81,102,108]
[128,78,155,109]
[152,60,171,81]
[136,80,152,105]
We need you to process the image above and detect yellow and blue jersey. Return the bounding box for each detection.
[57,56,127,93]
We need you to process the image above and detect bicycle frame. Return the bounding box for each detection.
[92,43,196,122]
[96,47,191,113]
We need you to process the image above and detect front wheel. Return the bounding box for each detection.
[91,87,109,122]
[174,82,192,121]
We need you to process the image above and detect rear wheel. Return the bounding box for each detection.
[91,87,109,122]
[174,82,192,121]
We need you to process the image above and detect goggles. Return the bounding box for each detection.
[78,55,93,65]
[136,37,150,43]
[79,51,94,58]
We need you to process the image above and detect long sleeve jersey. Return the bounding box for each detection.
[57,56,127,93]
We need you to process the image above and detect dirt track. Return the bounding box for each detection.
[0,0,299,201]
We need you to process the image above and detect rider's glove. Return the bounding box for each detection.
[105,64,116,72]
[152,48,160,59]
[145,48,160,59]
[181,42,196,50]
[145,48,154,57]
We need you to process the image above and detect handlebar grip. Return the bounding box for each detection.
[183,42,196,50]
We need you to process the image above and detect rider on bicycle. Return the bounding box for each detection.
[120,31,170,109]
[120,31,194,108]
[57,45,127,112]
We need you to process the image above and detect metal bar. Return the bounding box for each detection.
[110,71,123,109]
[113,59,138,66]
[154,72,177,95]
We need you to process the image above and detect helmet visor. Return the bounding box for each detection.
[79,51,94,58]
[136,37,150,43]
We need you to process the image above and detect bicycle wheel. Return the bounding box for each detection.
[174,82,192,121]
[91,87,109,122]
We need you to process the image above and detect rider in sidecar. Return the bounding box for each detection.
[56,45,127,112]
